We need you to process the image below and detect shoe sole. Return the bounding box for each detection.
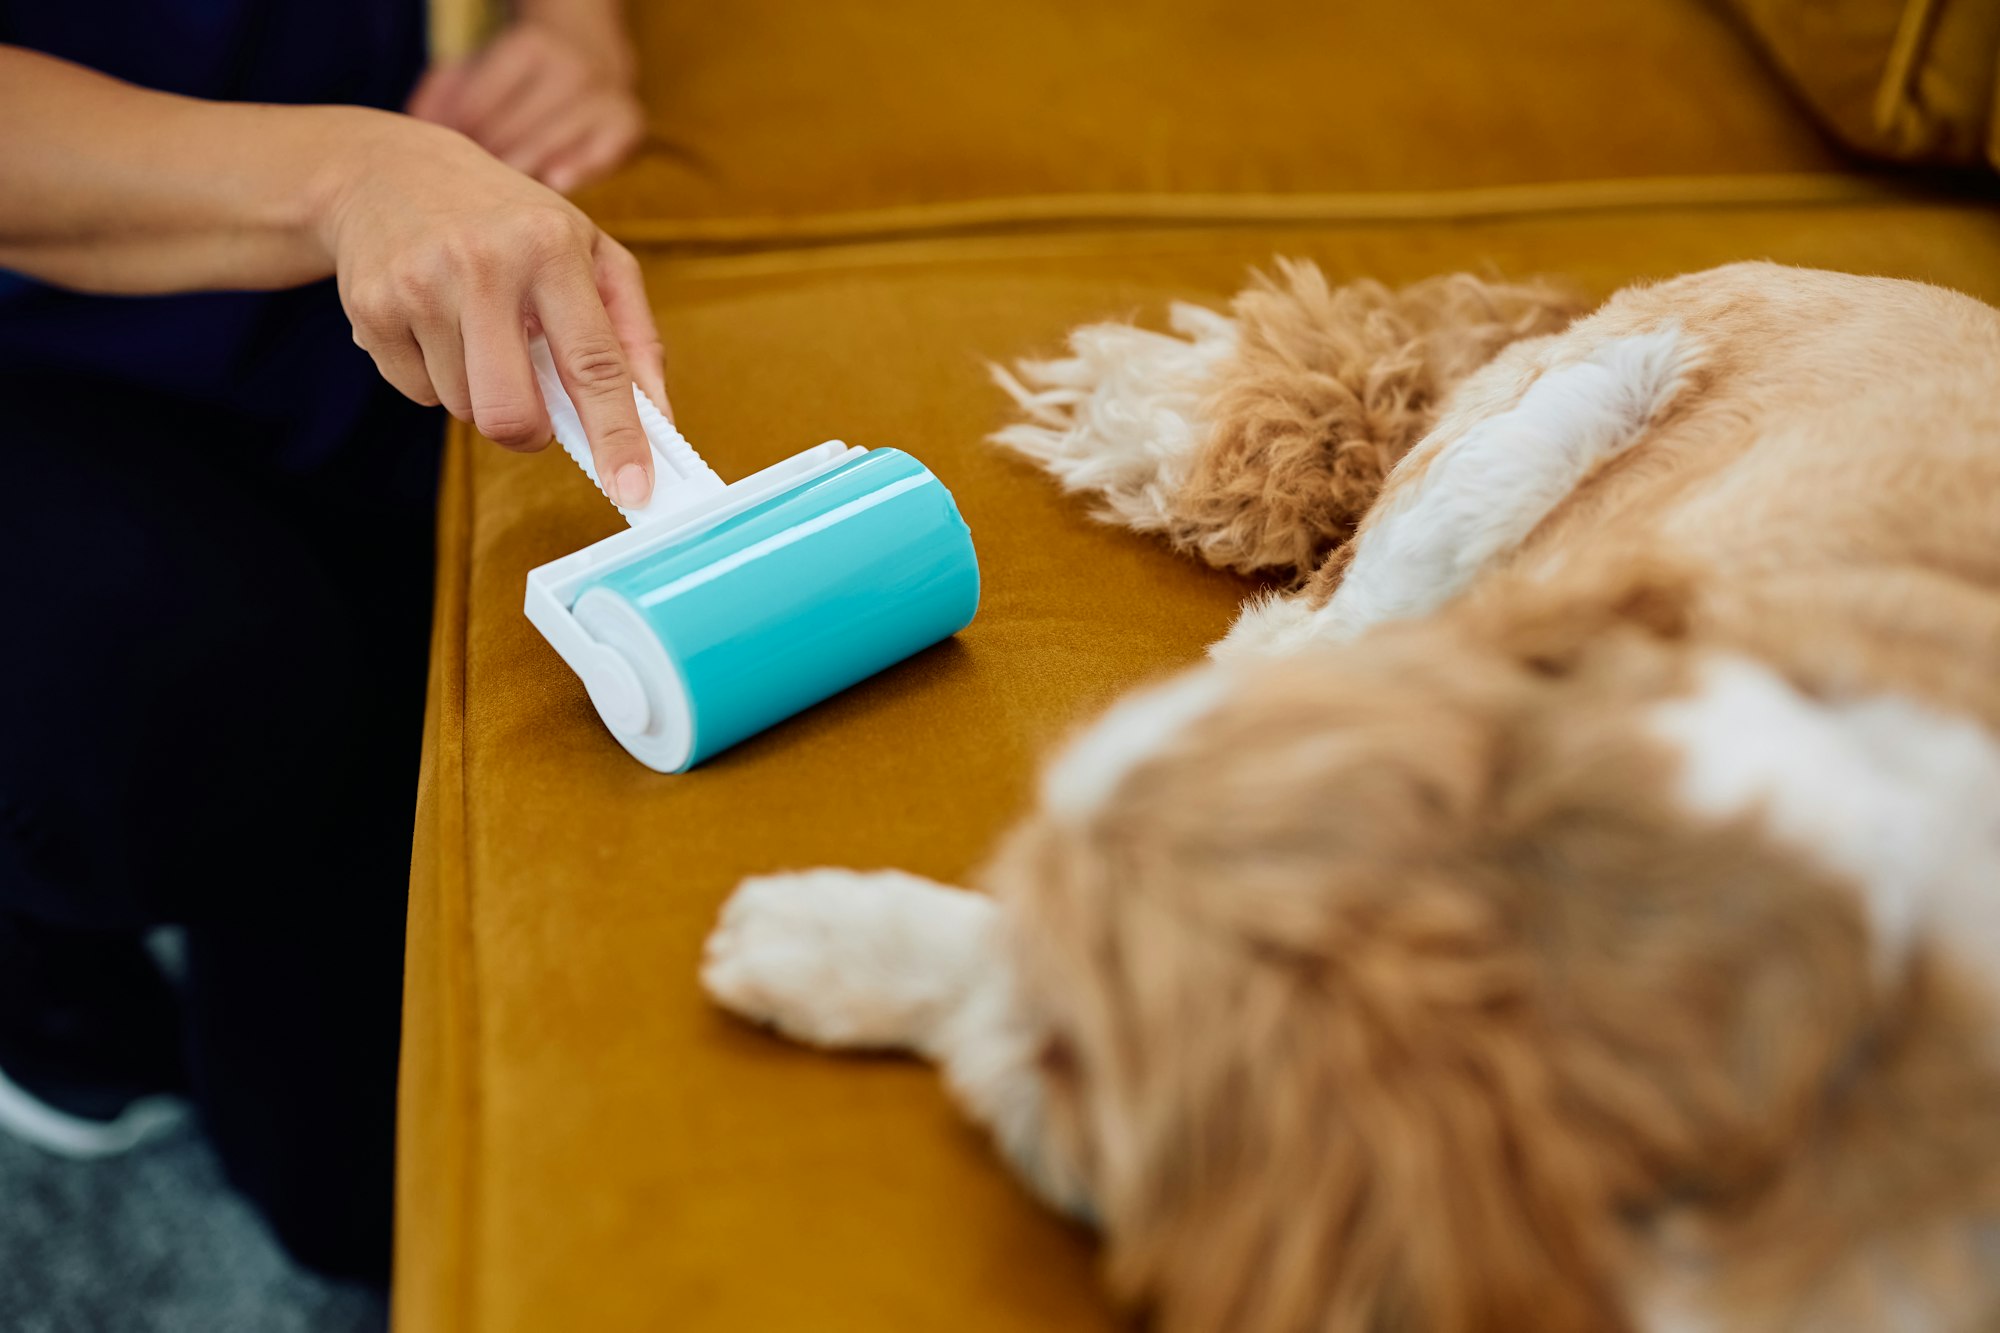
[0,1062,189,1160]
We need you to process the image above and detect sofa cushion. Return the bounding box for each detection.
[1723,0,2000,168]
[396,195,2000,1333]
[580,0,1851,232]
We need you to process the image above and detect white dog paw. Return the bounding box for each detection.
[1209,591,1330,660]
[989,302,1238,533]
[701,869,997,1051]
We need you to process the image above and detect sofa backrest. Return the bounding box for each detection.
[1724,0,2000,169]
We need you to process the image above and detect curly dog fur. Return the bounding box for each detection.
[707,261,2000,1333]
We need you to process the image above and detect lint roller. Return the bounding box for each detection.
[522,338,980,772]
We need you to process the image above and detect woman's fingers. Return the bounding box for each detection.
[493,96,599,185]
[405,20,644,196]
[346,293,442,409]
[411,313,472,424]
[405,60,470,125]
[535,254,653,508]
[537,97,643,194]
[594,238,669,417]
[357,333,441,409]
[446,29,550,139]
[461,296,551,452]
[477,64,589,167]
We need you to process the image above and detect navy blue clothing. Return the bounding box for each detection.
[0,0,440,1285]
[0,0,428,472]
[0,370,440,1284]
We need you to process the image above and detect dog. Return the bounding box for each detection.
[701,261,2000,1332]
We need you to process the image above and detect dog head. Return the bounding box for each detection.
[983,584,1896,1333]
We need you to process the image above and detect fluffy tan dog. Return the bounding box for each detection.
[702,262,2000,1332]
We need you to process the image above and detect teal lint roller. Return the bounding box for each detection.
[522,338,980,772]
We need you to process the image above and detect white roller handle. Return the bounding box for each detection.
[530,335,725,526]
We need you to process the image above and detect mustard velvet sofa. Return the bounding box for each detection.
[394,2,2000,1329]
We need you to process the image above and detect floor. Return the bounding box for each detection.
[0,1120,387,1333]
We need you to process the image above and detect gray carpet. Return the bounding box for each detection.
[0,1121,387,1333]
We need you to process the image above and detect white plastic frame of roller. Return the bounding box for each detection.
[528,335,726,525]
[526,335,866,768]
[525,437,864,770]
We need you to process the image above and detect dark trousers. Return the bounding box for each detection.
[0,364,442,1283]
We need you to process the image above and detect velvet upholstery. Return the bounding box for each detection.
[1723,0,2000,168]
[578,0,1850,232]
[394,2,2000,1329]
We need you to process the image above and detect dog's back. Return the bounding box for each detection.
[1486,263,2000,723]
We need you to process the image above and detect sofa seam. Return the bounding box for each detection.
[593,171,1980,255]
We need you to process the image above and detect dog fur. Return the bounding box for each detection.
[702,261,2000,1332]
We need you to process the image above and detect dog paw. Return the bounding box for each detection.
[1209,591,1328,660]
[990,302,1238,533]
[702,869,997,1051]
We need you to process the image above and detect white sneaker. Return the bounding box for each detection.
[0,1060,190,1160]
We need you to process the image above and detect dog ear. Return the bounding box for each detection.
[1178,265,1585,577]
[1099,871,1633,1333]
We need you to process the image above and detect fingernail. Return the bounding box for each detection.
[614,463,651,509]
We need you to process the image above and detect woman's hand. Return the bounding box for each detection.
[407,21,644,195]
[0,47,663,501]
[318,116,667,507]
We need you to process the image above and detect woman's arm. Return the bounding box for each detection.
[0,45,664,507]
[0,46,363,295]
